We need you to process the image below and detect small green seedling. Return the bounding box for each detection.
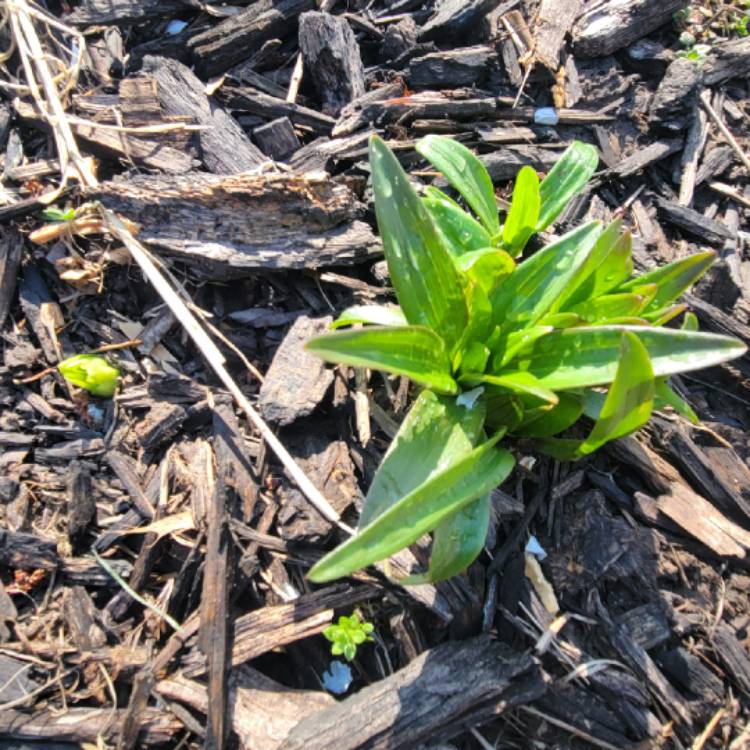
[58,354,120,397]
[40,206,77,223]
[305,134,746,585]
[323,613,374,662]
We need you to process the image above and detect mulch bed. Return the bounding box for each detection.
[1,1,750,748]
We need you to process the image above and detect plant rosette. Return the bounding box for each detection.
[305,134,746,585]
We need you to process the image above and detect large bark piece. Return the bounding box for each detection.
[258,316,334,425]
[141,56,265,173]
[283,636,545,750]
[704,36,750,85]
[188,0,316,78]
[573,0,687,58]
[299,12,366,115]
[90,172,380,278]
[408,46,495,89]
[420,0,515,42]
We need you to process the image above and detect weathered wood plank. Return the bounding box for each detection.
[408,46,495,89]
[90,172,380,277]
[573,0,687,58]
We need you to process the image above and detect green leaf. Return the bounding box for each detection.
[539,332,654,458]
[330,305,407,329]
[490,221,603,330]
[41,207,75,222]
[645,304,688,327]
[307,436,515,583]
[655,379,699,423]
[453,277,493,371]
[370,135,468,352]
[512,392,583,438]
[502,165,540,256]
[491,326,553,371]
[306,325,457,395]
[567,291,653,324]
[454,247,515,295]
[401,494,491,584]
[537,141,598,231]
[618,251,715,314]
[422,187,493,255]
[513,325,746,390]
[682,312,699,331]
[359,390,485,528]
[555,220,633,311]
[416,134,500,236]
[343,644,356,661]
[470,371,559,405]
[57,354,120,397]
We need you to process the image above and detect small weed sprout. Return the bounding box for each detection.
[323,613,375,662]
[58,354,120,397]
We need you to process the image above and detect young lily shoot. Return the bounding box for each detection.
[306,134,746,585]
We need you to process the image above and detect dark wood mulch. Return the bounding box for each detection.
[1,1,750,748]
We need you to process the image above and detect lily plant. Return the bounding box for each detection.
[305,135,746,585]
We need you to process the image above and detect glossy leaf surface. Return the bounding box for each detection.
[307,437,515,582]
[330,305,407,329]
[416,135,500,236]
[360,391,484,528]
[540,332,654,458]
[306,325,457,394]
[537,141,598,230]
[370,135,468,352]
[502,165,540,255]
[490,222,602,330]
[515,326,746,390]
[422,187,492,255]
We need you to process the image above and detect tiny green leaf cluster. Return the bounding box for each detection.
[305,135,746,585]
[323,612,374,662]
[58,354,120,397]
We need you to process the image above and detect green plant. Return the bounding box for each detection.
[305,135,746,585]
[58,354,120,397]
[323,612,375,662]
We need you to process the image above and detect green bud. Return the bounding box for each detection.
[58,354,120,397]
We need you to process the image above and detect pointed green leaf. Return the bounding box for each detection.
[502,165,540,256]
[307,437,514,583]
[370,135,468,352]
[470,371,559,405]
[491,325,553,371]
[330,305,407,329]
[537,141,598,231]
[360,390,485,528]
[422,187,493,255]
[401,495,491,584]
[513,393,583,438]
[454,247,515,295]
[556,220,633,310]
[514,325,746,390]
[655,379,699,423]
[567,292,652,324]
[645,304,688,326]
[416,134,500,236]
[682,312,699,331]
[539,332,654,458]
[490,221,603,330]
[306,325,457,394]
[618,251,715,314]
